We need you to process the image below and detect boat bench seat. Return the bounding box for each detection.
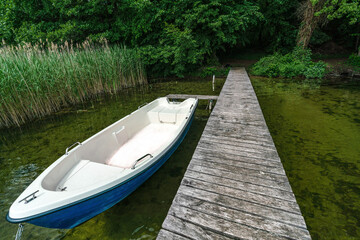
[148,105,187,124]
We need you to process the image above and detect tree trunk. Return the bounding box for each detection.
[297,0,326,49]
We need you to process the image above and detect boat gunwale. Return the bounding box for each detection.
[6,98,198,224]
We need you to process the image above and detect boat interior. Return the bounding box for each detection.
[41,98,195,192]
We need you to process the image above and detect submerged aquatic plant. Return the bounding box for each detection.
[0,40,147,128]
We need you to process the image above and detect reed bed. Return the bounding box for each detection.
[0,40,147,128]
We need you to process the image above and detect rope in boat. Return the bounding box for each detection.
[15,223,24,240]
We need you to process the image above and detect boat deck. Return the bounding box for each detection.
[157,68,311,239]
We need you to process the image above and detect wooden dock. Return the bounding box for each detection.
[167,94,218,100]
[158,68,311,239]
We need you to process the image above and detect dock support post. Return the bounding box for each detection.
[212,75,215,91]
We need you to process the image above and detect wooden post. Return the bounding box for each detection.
[212,75,215,91]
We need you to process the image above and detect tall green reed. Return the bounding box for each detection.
[0,40,147,128]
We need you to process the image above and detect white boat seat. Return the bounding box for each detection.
[148,105,180,124]
[56,160,124,191]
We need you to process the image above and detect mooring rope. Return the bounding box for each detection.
[15,223,24,240]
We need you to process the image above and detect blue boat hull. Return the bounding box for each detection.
[7,108,196,229]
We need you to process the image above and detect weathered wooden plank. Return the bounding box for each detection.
[184,169,296,202]
[181,176,300,213]
[157,229,190,240]
[210,111,267,123]
[201,132,275,146]
[206,120,269,132]
[210,108,264,118]
[187,163,293,192]
[200,134,275,149]
[173,194,311,240]
[168,204,291,240]
[189,157,285,182]
[167,94,218,100]
[188,157,288,185]
[191,155,285,175]
[203,126,274,142]
[197,138,280,160]
[196,144,280,163]
[162,215,233,240]
[205,122,272,136]
[200,133,275,149]
[192,149,282,169]
[176,184,307,228]
[194,145,280,167]
[216,101,262,109]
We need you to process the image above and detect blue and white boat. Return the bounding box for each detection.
[7,97,198,229]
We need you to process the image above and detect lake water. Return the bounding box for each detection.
[2,75,359,240]
[251,77,360,240]
[0,78,224,240]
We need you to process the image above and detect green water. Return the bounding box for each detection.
[0,78,224,240]
[251,77,360,240]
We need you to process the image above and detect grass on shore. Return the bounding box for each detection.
[0,40,147,128]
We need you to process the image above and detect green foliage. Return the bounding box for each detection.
[347,53,360,71]
[0,0,357,77]
[317,0,360,25]
[0,42,146,128]
[254,0,299,52]
[310,29,332,46]
[251,48,327,79]
[0,0,263,77]
[138,0,263,77]
[303,61,327,78]
[198,66,230,78]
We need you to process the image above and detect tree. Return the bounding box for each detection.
[297,0,327,48]
[317,0,360,54]
[255,0,300,52]
[297,0,360,50]
[137,0,264,76]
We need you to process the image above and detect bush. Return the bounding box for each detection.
[251,47,326,79]
[347,53,360,71]
[199,66,230,78]
[304,61,327,79]
[251,53,280,77]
